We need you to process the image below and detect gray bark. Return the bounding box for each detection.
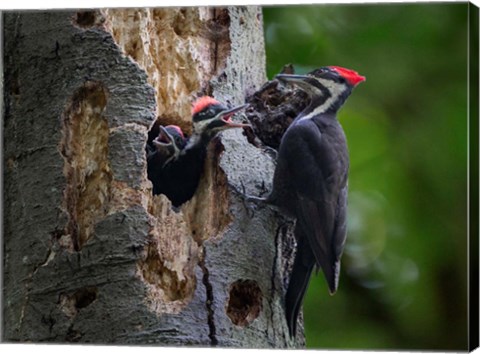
[3,7,304,347]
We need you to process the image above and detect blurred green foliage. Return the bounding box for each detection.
[263,3,468,350]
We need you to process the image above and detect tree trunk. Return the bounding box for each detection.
[3,7,304,347]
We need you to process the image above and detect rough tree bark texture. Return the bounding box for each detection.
[3,8,304,347]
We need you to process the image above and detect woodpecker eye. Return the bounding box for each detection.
[208,108,215,116]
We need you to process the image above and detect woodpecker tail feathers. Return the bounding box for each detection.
[285,236,315,338]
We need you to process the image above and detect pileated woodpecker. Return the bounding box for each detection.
[156,96,249,207]
[147,125,186,196]
[252,66,365,337]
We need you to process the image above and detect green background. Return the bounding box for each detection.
[262,3,469,350]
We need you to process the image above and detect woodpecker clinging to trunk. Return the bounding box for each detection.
[250,66,365,337]
[156,96,250,207]
[147,125,187,195]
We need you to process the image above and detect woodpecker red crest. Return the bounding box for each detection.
[329,66,366,86]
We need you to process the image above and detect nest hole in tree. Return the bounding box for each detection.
[59,286,98,319]
[74,11,96,28]
[145,116,190,204]
[226,279,263,327]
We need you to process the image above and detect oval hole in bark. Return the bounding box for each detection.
[74,11,97,28]
[74,287,97,309]
[59,286,98,318]
[226,279,262,327]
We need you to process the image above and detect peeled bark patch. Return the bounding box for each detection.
[104,7,214,130]
[60,81,112,251]
[142,250,189,302]
[184,139,233,244]
[138,195,199,314]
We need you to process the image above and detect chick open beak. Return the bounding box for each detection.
[217,104,251,128]
[153,126,174,149]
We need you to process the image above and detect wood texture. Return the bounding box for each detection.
[3,7,304,347]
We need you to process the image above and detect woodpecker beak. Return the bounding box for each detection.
[276,74,308,82]
[153,126,182,166]
[216,104,251,129]
[275,74,315,92]
[153,126,177,157]
[153,126,174,148]
[276,74,317,86]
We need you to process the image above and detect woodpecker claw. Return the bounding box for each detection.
[240,182,256,218]
[244,195,269,218]
[228,181,266,218]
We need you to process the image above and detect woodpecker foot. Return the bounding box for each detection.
[229,182,268,218]
[262,146,278,161]
[245,195,268,204]
[243,195,269,218]
[238,180,270,217]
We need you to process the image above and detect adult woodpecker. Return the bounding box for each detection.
[147,124,186,196]
[157,96,250,207]
[251,66,365,337]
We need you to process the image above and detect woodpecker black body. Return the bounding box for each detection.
[254,66,365,337]
[147,125,187,196]
[153,97,249,207]
[152,137,205,207]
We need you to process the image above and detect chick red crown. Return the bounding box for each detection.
[165,125,185,138]
[191,96,222,115]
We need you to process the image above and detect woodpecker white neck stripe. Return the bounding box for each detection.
[298,78,347,121]
[192,119,211,137]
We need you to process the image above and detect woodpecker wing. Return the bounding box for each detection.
[282,119,348,294]
[296,196,338,293]
[333,186,348,263]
